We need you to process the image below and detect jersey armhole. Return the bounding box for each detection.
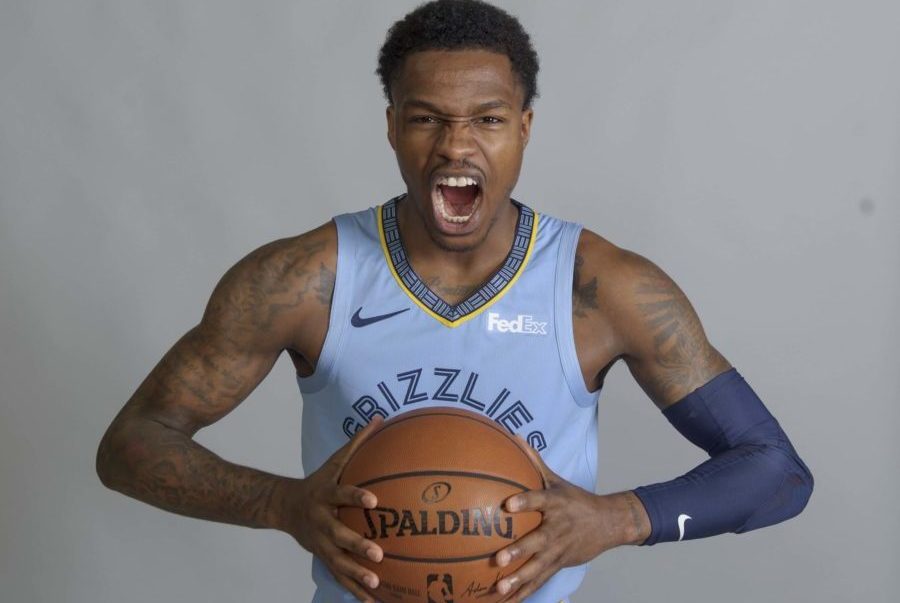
[554,222,601,407]
[296,214,355,394]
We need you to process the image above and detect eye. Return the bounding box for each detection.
[410,115,439,124]
[478,116,504,125]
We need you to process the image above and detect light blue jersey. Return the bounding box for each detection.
[297,195,600,603]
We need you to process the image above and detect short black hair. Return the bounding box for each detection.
[377,0,540,109]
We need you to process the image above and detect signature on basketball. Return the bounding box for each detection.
[462,571,502,598]
[461,580,490,598]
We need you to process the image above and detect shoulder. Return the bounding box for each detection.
[573,227,678,311]
[572,227,695,343]
[252,221,337,281]
[574,228,657,276]
[569,229,654,377]
[572,228,655,319]
[201,221,337,351]
[571,228,663,348]
[213,221,337,311]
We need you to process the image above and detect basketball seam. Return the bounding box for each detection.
[353,469,532,491]
[381,551,496,563]
[340,410,546,488]
[374,411,517,442]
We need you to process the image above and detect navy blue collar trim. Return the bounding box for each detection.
[380,195,535,324]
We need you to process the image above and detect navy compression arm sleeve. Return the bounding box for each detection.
[632,368,814,545]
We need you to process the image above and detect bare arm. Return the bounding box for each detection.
[95,222,336,529]
[607,248,732,409]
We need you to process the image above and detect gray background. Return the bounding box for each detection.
[1,1,897,602]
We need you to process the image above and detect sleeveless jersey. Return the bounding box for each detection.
[297,195,601,603]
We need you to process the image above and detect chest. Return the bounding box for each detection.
[289,203,622,392]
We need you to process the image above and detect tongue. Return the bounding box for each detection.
[440,185,478,216]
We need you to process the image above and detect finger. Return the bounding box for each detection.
[495,524,548,567]
[330,415,385,471]
[496,551,555,600]
[329,482,378,509]
[324,545,379,601]
[327,517,384,563]
[500,562,558,603]
[504,488,550,513]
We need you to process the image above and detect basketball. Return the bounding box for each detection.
[338,407,545,603]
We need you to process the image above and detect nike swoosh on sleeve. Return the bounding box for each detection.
[677,514,692,541]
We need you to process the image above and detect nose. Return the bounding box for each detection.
[435,120,476,161]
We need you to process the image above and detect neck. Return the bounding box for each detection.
[395,194,520,289]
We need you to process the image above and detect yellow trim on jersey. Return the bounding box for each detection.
[377,204,540,329]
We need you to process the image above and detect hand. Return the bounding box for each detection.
[493,441,649,602]
[272,417,385,603]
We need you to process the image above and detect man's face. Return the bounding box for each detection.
[386,49,533,252]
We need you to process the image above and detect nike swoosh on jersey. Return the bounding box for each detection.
[677,514,692,541]
[351,307,409,327]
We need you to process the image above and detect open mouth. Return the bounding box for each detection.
[432,176,482,224]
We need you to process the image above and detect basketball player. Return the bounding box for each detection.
[96,1,814,602]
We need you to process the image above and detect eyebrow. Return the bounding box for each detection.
[402,99,512,113]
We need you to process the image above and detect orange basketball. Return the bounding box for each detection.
[338,407,544,603]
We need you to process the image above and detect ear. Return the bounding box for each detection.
[520,108,534,148]
[386,105,396,151]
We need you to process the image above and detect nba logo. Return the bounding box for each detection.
[426,573,453,603]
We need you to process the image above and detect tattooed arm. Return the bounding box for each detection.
[494,230,811,601]
[96,221,384,601]
[575,230,812,547]
[490,230,733,601]
[96,222,336,525]
[576,230,732,408]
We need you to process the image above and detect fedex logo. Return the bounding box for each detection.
[486,312,548,335]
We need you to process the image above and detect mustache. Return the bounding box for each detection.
[432,160,483,179]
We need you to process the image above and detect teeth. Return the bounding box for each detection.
[436,176,478,187]
[435,187,480,223]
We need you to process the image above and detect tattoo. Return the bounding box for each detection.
[624,492,651,545]
[422,275,478,304]
[100,417,281,529]
[149,327,247,417]
[96,228,336,530]
[631,257,727,401]
[314,263,336,306]
[572,255,599,318]
[151,233,335,421]
[210,235,330,337]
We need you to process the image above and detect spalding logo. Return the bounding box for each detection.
[421,482,452,504]
[362,506,514,540]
